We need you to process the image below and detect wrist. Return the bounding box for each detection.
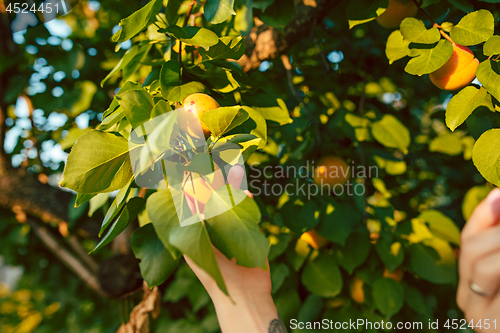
[211,290,279,333]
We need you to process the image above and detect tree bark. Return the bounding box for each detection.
[237,0,338,71]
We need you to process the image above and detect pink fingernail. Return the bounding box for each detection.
[486,188,500,203]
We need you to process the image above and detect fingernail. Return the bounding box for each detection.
[486,188,500,203]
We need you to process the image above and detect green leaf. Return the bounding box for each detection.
[375,240,404,272]
[160,60,180,89]
[297,295,323,323]
[101,45,151,86]
[429,133,463,155]
[405,40,454,75]
[112,0,163,43]
[400,18,440,44]
[317,203,361,246]
[131,224,179,287]
[418,210,461,246]
[259,0,294,29]
[466,107,494,140]
[199,36,245,61]
[103,81,143,119]
[92,197,146,252]
[251,100,292,125]
[240,107,267,147]
[483,35,500,56]
[169,222,228,295]
[405,285,431,316]
[346,0,387,29]
[476,60,500,102]
[151,100,173,118]
[88,193,110,217]
[147,190,184,259]
[116,89,154,128]
[234,0,253,35]
[446,86,487,131]
[385,30,410,65]
[204,0,236,24]
[450,9,494,46]
[206,191,268,268]
[75,192,97,208]
[252,0,275,12]
[270,262,290,294]
[98,109,125,131]
[162,81,207,103]
[252,0,275,11]
[69,81,98,117]
[165,0,182,24]
[462,185,492,220]
[60,127,91,150]
[164,26,219,49]
[473,129,500,186]
[60,131,133,193]
[282,200,320,235]
[301,255,342,297]
[409,239,457,284]
[201,106,249,137]
[372,278,404,317]
[333,232,371,274]
[371,114,411,153]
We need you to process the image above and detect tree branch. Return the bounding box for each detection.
[237,0,338,71]
[27,218,109,297]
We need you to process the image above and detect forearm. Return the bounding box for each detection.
[210,291,287,333]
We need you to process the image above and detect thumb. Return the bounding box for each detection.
[227,164,245,190]
[462,187,500,241]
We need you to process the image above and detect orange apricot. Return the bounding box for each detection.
[383,266,404,282]
[300,229,329,249]
[429,44,479,91]
[179,93,220,139]
[350,277,365,304]
[376,0,418,29]
[183,164,225,209]
[313,156,350,187]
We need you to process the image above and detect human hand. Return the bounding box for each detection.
[457,188,500,332]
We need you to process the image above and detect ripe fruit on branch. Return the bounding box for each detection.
[179,93,220,139]
[183,163,225,212]
[429,44,479,91]
[183,163,248,216]
[300,229,329,249]
[173,40,186,56]
[350,277,365,304]
[376,0,418,29]
[383,267,404,282]
[313,156,350,187]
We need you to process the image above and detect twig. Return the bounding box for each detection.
[311,19,331,74]
[178,1,195,84]
[411,0,436,25]
[281,55,311,118]
[68,235,99,274]
[27,218,108,297]
[281,54,321,144]
[437,27,455,45]
[138,187,148,198]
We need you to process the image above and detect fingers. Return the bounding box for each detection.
[457,228,500,310]
[227,164,245,190]
[462,188,500,241]
[470,251,500,298]
[457,250,500,324]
